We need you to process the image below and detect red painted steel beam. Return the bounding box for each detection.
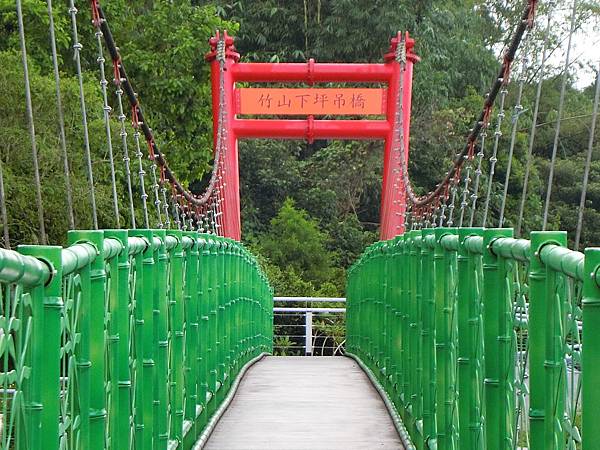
[379,32,416,240]
[231,62,395,83]
[206,31,418,241]
[232,119,390,141]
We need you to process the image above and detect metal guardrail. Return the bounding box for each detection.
[0,230,273,450]
[274,296,346,302]
[347,228,598,450]
[273,297,346,356]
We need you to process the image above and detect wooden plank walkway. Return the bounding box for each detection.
[204,356,403,449]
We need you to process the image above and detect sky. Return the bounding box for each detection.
[570,24,600,88]
[550,4,600,89]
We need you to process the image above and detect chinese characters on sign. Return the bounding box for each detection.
[237,88,386,116]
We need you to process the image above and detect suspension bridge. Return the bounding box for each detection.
[1,0,599,449]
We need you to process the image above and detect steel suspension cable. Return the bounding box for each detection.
[438,184,450,227]
[69,0,98,229]
[482,87,508,227]
[499,55,529,227]
[161,182,171,229]
[172,189,181,230]
[180,201,187,231]
[188,201,195,231]
[447,172,461,226]
[213,38,229,235]
[114,72,136,228]
[197,207,206,233]
[574,62,600,250]
[150,162,163,228]
[0,159,9,249]
[458,141,476,227]
[16,0,47,244]
[392,35,408,232]
[214,189,222,235]
[399,0,537,212]
[542,0,577,230]
[92,3,228,212]
[132,116,150,228]
[468,125,489,226]
[516,15,551,236]
[93,14,120,227]
[47,0,75,230]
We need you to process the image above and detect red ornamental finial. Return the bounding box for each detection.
[206,30,239,62]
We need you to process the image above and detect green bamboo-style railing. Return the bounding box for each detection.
[0,229,273,450]
[347,228,598,450]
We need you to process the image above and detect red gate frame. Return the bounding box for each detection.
[206,32,418,241]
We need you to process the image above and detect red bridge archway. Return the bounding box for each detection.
[206,32,419,241]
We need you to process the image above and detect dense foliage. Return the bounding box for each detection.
[1,0,599,301]
[0,0,232,243]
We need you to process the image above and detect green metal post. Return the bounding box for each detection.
[229,244,237,377]
[198,236,211,428]
[19,245,62,449]
[182,231,199,446]
[105,230,132,450]
[369,246,378,370]
[537,232,568,450]
[457,228,484,450]
[433,227,457,450]
[234,245,241,367]
[582,247,600,450]
[482,228,512,450]
[409,230,423,448]
[382,242,390,390]
[367,248,375,368]
[405,237,414,430]
[207,237,218,417]
[421,229,437,447]
[216,239,226,402]
[240,251,247,362]
[376,244,384,373]
[528,231,548,450]
[392,237,404,411]
[130,229,155,449]
[167,230,185,445]
[152,230,169,449]
[69,231,108,450]
[390,240,398,392]
[400,237,410,417]
[223,240,232,393]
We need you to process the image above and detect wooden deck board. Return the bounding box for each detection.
[204,356,403,450]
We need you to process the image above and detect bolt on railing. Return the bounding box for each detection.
[347,227,598,450]
[0,229,273,449]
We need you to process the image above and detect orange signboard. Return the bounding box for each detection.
[236,88,387,116]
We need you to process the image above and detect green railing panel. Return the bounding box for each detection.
[347,227,596,450]
[0,229,272,450]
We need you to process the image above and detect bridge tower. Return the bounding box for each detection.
[206,32,418,241]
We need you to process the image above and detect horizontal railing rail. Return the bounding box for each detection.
[0,229,273,450]
[273,301,346,356]
[274,296,346,302]
[273,307,346,313]
[347,228,598,450]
